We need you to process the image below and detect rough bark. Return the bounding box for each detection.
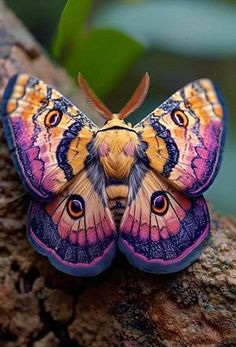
[0,2,235,347]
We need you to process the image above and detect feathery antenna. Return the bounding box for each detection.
[78,72,150,120]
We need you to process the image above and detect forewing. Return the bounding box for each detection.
[28,170,117,276]
[135,79,226,196]
[2,74,98,200]
[119,170,210,274]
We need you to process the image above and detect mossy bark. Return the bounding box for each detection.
[0,2,235,346]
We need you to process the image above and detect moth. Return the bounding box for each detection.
[2,73,226,276]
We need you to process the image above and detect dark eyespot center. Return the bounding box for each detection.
[171,109,188,127]
[67,195,85,219]
[151,191,169,215]
[45,109,63,128]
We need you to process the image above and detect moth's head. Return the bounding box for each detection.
[101,115,131,130]
[78,73,150,122]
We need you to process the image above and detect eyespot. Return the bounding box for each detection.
[67,195,85,219]
[151,191,169,215]
[171,109,188,127]
[45,109,63,128]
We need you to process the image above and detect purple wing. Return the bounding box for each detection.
[28,170,117,276]
[119,170,210,274]
[134,79,226,196]
[2,74,97,200]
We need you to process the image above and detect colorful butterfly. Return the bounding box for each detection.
[1,73,226,276]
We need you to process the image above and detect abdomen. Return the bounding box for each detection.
[106,182,128,226]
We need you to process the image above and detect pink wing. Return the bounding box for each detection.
[2,74,97,200]
[135,79,226,196]
[119,170,210,274]
[28,170,117,276]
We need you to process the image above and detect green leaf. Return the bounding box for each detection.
[94,0,236,57]
[53,0,93,58]
[64,28,144,97]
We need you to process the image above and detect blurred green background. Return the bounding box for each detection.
[5,0,236,217]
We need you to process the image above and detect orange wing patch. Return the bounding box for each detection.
[135,79,226,196]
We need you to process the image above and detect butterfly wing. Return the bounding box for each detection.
[29,169,117,276]
[118,169,210,274]
[135,79,226,196]
[2,74,98,200]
